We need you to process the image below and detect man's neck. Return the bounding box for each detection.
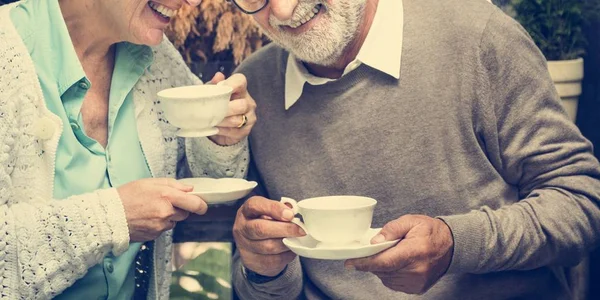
[305,0,379,79]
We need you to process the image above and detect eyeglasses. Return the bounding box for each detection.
[227,0,269,14]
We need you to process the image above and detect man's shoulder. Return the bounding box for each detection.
[405,0,527,57]
[421,0,498,29]
[236,43,288,78]
[406,0,504,42]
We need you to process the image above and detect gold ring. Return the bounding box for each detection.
[237,114,248,128]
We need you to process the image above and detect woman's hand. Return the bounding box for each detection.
[117,178,208,242]
[208,72,257,146]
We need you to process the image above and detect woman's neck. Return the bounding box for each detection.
[59,0,117,66]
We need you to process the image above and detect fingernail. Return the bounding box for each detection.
[298,227,306,236]
[282,209,294,220]
[371,234,386,244]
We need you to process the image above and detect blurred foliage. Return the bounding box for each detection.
[165,0,267,67]
[513,0,600,60]
[170,244,232,300]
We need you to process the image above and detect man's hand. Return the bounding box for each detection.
[233,196,306,277]
[117,178,208,242]
[345,215,454,294]
[208,73,257,146]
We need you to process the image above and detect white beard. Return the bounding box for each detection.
[261,0,367,66]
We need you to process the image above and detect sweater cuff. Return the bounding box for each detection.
[248,258,301,289]
[234,257,303,299]
[97,188,130,256]
[437,211,489,274]
[187,137,247,166]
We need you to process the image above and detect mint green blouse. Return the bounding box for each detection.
[11,0,154,299]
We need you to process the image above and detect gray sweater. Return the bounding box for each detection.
[232,0,600,299]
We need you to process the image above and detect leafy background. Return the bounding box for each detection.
[171,243,233,300]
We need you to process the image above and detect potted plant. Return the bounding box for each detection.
[513,0,600,122]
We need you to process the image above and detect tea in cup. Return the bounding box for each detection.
[281,196,377,247]
[157,84,233,137]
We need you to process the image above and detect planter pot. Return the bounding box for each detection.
[547,58,584,122]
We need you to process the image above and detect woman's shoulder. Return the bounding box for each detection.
[0,5,42,114]
[144,36,202,88]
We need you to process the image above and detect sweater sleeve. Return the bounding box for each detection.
[184,137,249,179]
[439,10,600,274]
[232,251,304,300]
[0,188,130,299]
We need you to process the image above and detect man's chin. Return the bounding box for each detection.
[287,45,342,66]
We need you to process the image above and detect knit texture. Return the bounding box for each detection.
[0,3,249,299]
[232,0,600,299]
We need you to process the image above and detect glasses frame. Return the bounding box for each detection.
[227,0,269,14]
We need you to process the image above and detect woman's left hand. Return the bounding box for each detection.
[208,72,257,146]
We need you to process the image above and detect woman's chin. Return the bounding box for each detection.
[141,29,165,46]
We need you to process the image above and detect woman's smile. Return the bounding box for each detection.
[147,1,177,24]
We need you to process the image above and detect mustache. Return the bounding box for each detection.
[269,1,324,27]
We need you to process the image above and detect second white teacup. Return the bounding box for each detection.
[281,196,377,247]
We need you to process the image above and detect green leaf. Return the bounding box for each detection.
[181,247,232,281]
[171,245,232,300]
[511,0,599,60]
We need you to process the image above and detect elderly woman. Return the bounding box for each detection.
[0,0,257,298]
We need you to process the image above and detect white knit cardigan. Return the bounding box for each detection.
[0,3,249,299]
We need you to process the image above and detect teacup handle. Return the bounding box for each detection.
[280,197,308,234]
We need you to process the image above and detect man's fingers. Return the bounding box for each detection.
[345,240,411,272]
[243,218,305,240]
[167,191,208,215]
[371,216,414,244]
[241,196,295,221]
[239,238,290,255]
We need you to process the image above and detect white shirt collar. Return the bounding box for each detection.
[284,0,404,110]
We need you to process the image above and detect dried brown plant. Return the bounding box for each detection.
[166,0,267,67]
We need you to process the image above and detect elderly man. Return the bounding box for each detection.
[229,0,600,299]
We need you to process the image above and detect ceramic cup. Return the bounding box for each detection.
[281,196,377,247]
[157,84,233,137]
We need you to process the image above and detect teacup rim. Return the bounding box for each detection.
[157,84,233,100]
[298,195,376,211]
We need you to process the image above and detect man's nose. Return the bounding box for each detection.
[269,0,299,21]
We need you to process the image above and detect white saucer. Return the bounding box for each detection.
[176,127,219,138]
[178,178,257,205]
[283,228,399,260]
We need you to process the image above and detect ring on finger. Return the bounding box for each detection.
[237,114,248,128]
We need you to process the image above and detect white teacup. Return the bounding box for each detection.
[157,84,233,137]
[281,196,377,247]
